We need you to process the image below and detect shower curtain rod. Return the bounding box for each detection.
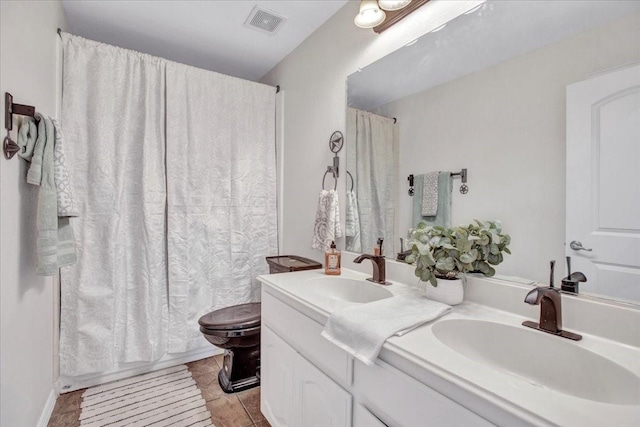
[56,28,281,94]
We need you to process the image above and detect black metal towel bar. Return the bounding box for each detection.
[407,168,469,196]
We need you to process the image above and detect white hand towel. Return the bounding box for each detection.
[421,171,439,216]
[321,294,451,366]
[51,119,79,217]
[312,189,342,251]
[345,190,361,252]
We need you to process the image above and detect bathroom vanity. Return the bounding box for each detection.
[257,264,640,427]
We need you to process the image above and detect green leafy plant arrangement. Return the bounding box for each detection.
[404,220,511,286]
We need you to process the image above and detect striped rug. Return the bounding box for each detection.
[79,365,214,426]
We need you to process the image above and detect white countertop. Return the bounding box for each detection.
[258,268,640,427]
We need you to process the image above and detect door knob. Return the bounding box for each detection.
[569,240,592,251]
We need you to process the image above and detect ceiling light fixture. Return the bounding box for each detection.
[355,0,429,33]
[354,0,387,29]
[378,0,412,11]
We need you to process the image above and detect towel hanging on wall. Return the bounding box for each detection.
[412,171,452,228]
[345,189,361,252]
[421,171,439,216]
[312,189,342,251]
[17,114,77,275]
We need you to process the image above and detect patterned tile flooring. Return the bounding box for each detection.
[47,355,271,427]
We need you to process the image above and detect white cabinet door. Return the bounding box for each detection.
[296,354,352,427]
[566,63,640,301]
[262,325,353,427]
[353,404,387,427]
[261,326,296,427]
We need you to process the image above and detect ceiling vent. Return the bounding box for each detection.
[244,6,286,35]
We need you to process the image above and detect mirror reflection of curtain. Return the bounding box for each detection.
[346,108,398,254]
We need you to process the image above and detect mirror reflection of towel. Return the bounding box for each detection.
[412,172,451,228]
[345,190,361,252]
[421,171,439,216]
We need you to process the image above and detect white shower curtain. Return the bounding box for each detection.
[349,108,398,254]
[59,35,277,377]
[165,62,277,353]
[60,35,168,376]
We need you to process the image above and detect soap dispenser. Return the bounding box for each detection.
[325,241,341,275]
[374,238,384,256]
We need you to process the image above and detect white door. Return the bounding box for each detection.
[566,63,640,302]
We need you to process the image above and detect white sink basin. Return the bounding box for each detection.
[302,277,393,304]
[432,319,640,405]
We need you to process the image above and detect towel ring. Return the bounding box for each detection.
[322,170,337,190]
[346,170,354,192]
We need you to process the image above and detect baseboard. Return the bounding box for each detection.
[36,389,58,427]
[56,346,222,393]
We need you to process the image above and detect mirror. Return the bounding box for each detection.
[346,0,640,304]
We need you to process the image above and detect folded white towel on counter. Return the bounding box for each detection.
[312,189,342,251]
[321,294,451,366]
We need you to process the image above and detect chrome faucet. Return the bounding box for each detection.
[353,254,390,285]
[522,286,582,341]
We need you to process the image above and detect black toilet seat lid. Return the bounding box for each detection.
[198,302,261,330]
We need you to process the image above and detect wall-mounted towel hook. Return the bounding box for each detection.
[322,169,338,191]
[407,174,415,196]
[4,92,36,160]
[450,168,469,194]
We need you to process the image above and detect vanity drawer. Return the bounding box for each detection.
[262,291,352,386]
[353,359,493,427]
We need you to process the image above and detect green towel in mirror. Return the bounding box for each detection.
[412,172,451,228]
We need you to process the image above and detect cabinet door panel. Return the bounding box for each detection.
[354,404,387,427]
[296,354,352,427]
[262,292,352,386]
[262,326,296,427]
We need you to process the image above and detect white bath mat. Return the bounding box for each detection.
[79,365,213,426]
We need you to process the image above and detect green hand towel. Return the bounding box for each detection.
[412,172,452,228]
[18,114,77,275]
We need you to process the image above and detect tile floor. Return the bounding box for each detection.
[47,355,271,427]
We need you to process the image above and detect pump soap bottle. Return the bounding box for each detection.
[325,241,341,275]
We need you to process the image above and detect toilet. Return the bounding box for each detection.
[198,255,321,393]
[198,302,261,393]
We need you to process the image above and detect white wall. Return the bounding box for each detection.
[376,14,640,282]
[261,0,483,263]
[0,1,67,426]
